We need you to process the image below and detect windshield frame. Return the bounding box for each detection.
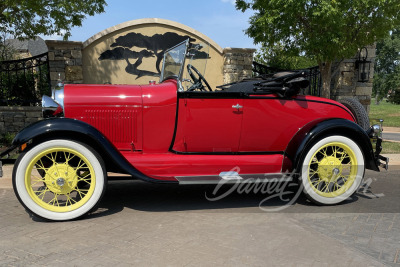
[159,39,189,83]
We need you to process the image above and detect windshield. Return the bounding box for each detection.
[160,40,210,91]
[183,42,210,90]
[159,40,189,82]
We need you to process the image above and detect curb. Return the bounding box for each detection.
[385,127,400,133]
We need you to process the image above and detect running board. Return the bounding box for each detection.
[176,172,293,185]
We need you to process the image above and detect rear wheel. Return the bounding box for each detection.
[13,139,106,221]
[300,135,365,205]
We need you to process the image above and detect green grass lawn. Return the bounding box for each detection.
[382,141,400,154]
[370,99,400,127]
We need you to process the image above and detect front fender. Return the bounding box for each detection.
[285,118,379,173]
[12,118,174,183]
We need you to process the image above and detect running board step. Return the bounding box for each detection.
[176,173,293,185]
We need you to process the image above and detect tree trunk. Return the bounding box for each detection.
[318,61,332,99]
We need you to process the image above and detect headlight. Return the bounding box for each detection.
[42,95,63,118]
[368,124,382,138]
[52,85,64,109]
[42,78,64,118]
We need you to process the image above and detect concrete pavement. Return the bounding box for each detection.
[1,162,400,266]
[383,133,400,143]
[383,127,400,143]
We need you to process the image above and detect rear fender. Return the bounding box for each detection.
[285,118,379,173]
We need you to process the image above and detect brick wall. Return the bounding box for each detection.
[0,107,42,135]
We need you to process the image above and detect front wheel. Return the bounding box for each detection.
[300,135,365,205]
[13,139,106,221]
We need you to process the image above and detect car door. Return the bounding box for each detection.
[172,92,243,153]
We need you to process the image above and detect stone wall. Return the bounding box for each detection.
[223,48,256,84]
[46,40,83,88]
[331,44,376,112]
[0,107,42,135]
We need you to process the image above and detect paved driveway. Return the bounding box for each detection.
[383,132,400,142]
[0,165,399,266]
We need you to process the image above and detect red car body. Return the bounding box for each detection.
[63,80,355,181]
[3,40,388,221]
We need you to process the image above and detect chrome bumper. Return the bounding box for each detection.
[375,137,389,170]
[367,120,389,171]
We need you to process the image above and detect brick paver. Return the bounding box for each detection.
[0,165,399,266]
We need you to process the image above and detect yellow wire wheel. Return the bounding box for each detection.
[301,136,365,205]
[25,147,96,212]
[13,140,106,221]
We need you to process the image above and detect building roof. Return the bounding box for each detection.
[5,37,48,56]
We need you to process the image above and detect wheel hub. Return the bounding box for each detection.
[56,178,65,187]
[318,156,342,182]
[44,163,78,194]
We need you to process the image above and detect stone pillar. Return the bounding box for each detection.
[331,44,375,113]
[0,107,42,135]
[45,40,83,88]
[223,48,256,84]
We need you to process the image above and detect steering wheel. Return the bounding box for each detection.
[187,64,212,91]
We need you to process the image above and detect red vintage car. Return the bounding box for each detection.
[0,40,389,221]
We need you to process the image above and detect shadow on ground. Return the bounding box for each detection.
[79,169,400,220]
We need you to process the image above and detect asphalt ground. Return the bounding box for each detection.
[0,162,399,266]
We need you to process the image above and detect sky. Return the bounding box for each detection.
[47,0,256,49]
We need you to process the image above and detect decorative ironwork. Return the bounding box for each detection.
[252,61,322,97]
[0,52,51,106]
[304,66,322,97]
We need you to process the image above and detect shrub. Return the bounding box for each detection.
[0,132,15,147]
[388,89,400,105]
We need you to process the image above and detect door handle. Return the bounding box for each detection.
[232,104,243,110]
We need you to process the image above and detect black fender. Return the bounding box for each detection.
[12,118,176,183]
[285,118,379,173]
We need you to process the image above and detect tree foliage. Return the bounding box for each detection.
[0,0,107,41]
[373,28,400,101]
[255,43,317,70]
[236,0,400,98]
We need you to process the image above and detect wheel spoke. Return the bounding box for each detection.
[31,179,45,187]
[48,194,58,205]
[64,151,76,164]
[75,159,88,172]
[75,188,86,199]
[333,146,338,158]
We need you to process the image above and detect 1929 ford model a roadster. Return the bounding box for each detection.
[0,40,389,221]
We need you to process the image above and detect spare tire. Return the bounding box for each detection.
[338,98,370,130]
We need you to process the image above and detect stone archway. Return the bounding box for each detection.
[82,18,224,88]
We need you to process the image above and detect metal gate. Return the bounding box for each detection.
[0,52,51,106]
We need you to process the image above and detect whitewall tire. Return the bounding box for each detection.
[300,135,365,205]
[13,139,106,221]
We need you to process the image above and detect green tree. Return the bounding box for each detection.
[373,28,400,101]
[255,42,317,70]
[0,0,107,41]
[236,0,400,99]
